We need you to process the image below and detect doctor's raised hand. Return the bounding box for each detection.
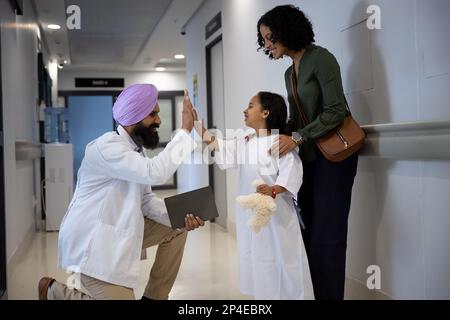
[182,89,195,133]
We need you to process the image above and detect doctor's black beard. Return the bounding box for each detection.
[130,122,160,150]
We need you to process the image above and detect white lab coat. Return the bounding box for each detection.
[58,126,196,288]
[216,131,310,299]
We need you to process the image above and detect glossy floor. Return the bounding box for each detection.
[9,190,375,300]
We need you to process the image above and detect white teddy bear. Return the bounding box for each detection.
[236,179,277,233]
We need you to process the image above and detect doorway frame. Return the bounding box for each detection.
[0,28,7,300]
[205,34,223,190]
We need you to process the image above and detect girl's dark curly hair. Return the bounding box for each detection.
[257,91,291,135]
[257,5,315,59]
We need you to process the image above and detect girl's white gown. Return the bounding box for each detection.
[215,131,313,300]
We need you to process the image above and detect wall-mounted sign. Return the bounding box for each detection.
[205,12,221,40]
[75,78,124,88]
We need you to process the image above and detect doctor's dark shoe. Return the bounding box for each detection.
[140,296,155,301]
[38,277,56,300]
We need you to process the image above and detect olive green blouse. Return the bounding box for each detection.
[284,44,347,163]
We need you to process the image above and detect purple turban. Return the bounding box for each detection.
[113,84,158,126]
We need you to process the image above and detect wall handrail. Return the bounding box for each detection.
[15,140,43,161]
[359,120,450,160]
[362,121,450,133]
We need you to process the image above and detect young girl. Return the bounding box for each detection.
[193,91,311,300]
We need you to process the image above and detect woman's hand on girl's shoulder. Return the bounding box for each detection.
[269,134,298,158]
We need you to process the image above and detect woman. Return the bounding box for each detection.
[257,5,359,300]
[194,92,310,299]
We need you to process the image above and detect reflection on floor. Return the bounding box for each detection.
[7,221,254,300]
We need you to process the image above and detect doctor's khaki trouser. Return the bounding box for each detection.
[46,218,188,300]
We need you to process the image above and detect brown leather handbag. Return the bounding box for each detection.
[290,69,365,163]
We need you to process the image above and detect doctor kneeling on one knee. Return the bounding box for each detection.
[39,84,204,300]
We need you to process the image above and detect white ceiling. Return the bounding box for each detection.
[32,0,204,72]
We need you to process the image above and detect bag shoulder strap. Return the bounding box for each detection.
[291,63,353,120]
[290,65,310,127]
[343,96,352,115]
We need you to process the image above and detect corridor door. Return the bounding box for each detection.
[68,96,114,184]
[143,95,178,189]
[207,37,228,229]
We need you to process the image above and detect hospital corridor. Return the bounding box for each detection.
[1,0,450,303]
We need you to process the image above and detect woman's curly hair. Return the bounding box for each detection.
[257,5,315,59]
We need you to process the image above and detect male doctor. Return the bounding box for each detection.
[38,84,204,300]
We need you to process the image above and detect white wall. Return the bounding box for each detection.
[185,0,450,298]
[179,0,223,203]
[48,61,59,105]
[0,0,41,265]
[59,70,186,92]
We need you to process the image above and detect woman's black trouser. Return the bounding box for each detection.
[298,152,358,300]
